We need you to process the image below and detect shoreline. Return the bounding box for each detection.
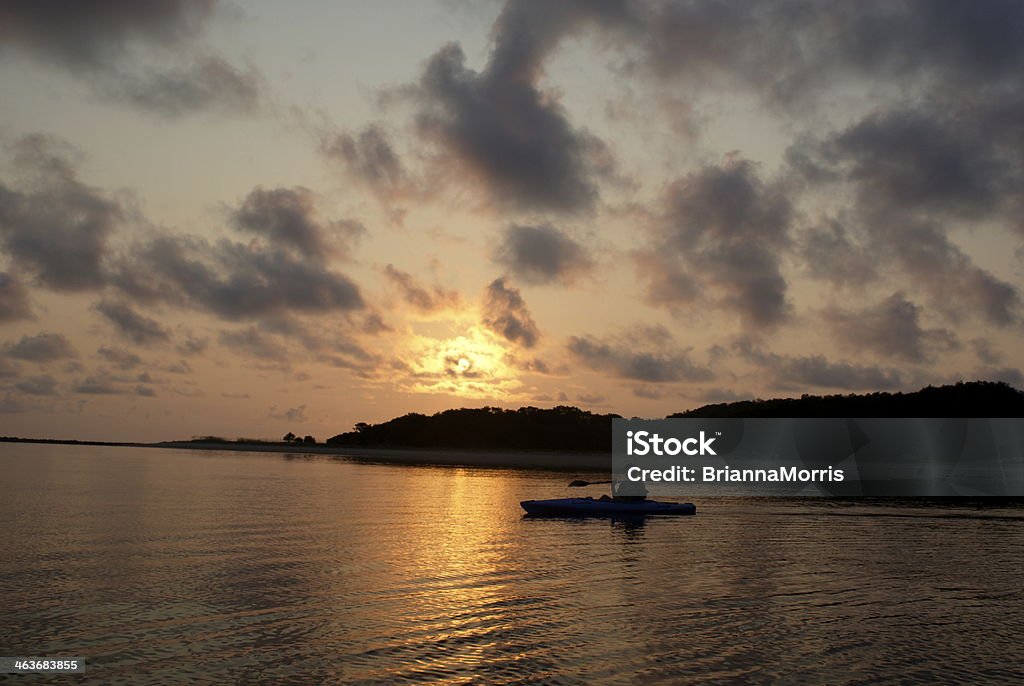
[155,441,611,471]
[1,437,610,472]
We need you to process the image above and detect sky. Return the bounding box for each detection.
[1,0,1023,442]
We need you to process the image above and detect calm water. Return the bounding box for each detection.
[2,444,1023,685]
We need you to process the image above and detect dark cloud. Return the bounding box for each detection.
[798,220,877,288]
[97,345,142,370]
[735,338,904,391]
[113,233,364,319]
[321,125,406,190]
[481,278,540,348]
[231,186,343,259]
[94,300,170,346]
[971,338,1002,366]
[219,327,288,362]
[0,1,215,68]
[135,384,157,397]
[112,55,263,117]
[14,374,58,396]
[788,104,1021,327]
[73,375,122,395]
[0,272,32,321]
[633,386,663,400]
[975,366,1024,389]
[0,357,19,379]
[884,222,1019,326]
[413,18,612,213]
[175,332,208,356]
[383,264,460,313]
[361,312,392,335]
[0,1,263,116]
[493,224,593,285]
[642,157,792,329]
[5,332,77,362]
[0,143,370,328]
[629,1,1024,107]
[164,360,192,374]
[776,355,905,392]
[822,109,1008,219]
[633,252,701,306]
[823,292,959,363]
[0,134,122,291]
[567,326,713,383]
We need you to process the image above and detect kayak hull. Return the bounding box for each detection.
[521,497,696,517]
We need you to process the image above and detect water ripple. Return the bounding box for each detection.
[2,444,1022,684]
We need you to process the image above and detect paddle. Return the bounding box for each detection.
[568,479,612,487]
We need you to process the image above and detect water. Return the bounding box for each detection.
[2,443,1023,684]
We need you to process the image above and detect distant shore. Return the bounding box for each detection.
[156,441,610,471]
[1,436,609,472]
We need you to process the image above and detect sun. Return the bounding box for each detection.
[403,327,523,399]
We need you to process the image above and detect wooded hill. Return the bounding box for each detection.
[326,381,1024,451]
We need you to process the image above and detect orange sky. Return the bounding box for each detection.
[1,1,1023,441]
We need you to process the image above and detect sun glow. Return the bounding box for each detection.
[403,327,523,399]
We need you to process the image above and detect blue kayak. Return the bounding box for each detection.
[521,497,696,517]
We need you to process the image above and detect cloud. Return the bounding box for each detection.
[798,220,878,288]
[641,156,793,329]
[111,55,263,117]
[0,1,215,67]
[413,25,610,213]
[0,357,19,379]
[383,264,460,313]
[231,186,362,259]
[73,375,122,394]
[113,233,364,319]
[0,138,368,334]
[882,221,1019,326]
[788,104,1022,326]
[778,355,905,391]
[632,386,663,400]
[628,2,1024,108]
[94,300,170,345]
[823,292,959,363]
[971,338,1002,366]
[270,404,306,423]
[219,327,288,362]
[97,345,142,370]
[0,272,32,321]
[735,338,904,391]
[5,332,77,362]
[0,0,264,116]
[321,125,407,190]
[175,332,208,356]
[493,224,593,285]
[481,278,540,348]
[164,360,192,374]
[0,134,122,291]
[567,325,713,383]
[14,374,58,396]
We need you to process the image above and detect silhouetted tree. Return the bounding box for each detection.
[302,435,316,444]
[324,382,1023,451]
[283,432,296,443]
